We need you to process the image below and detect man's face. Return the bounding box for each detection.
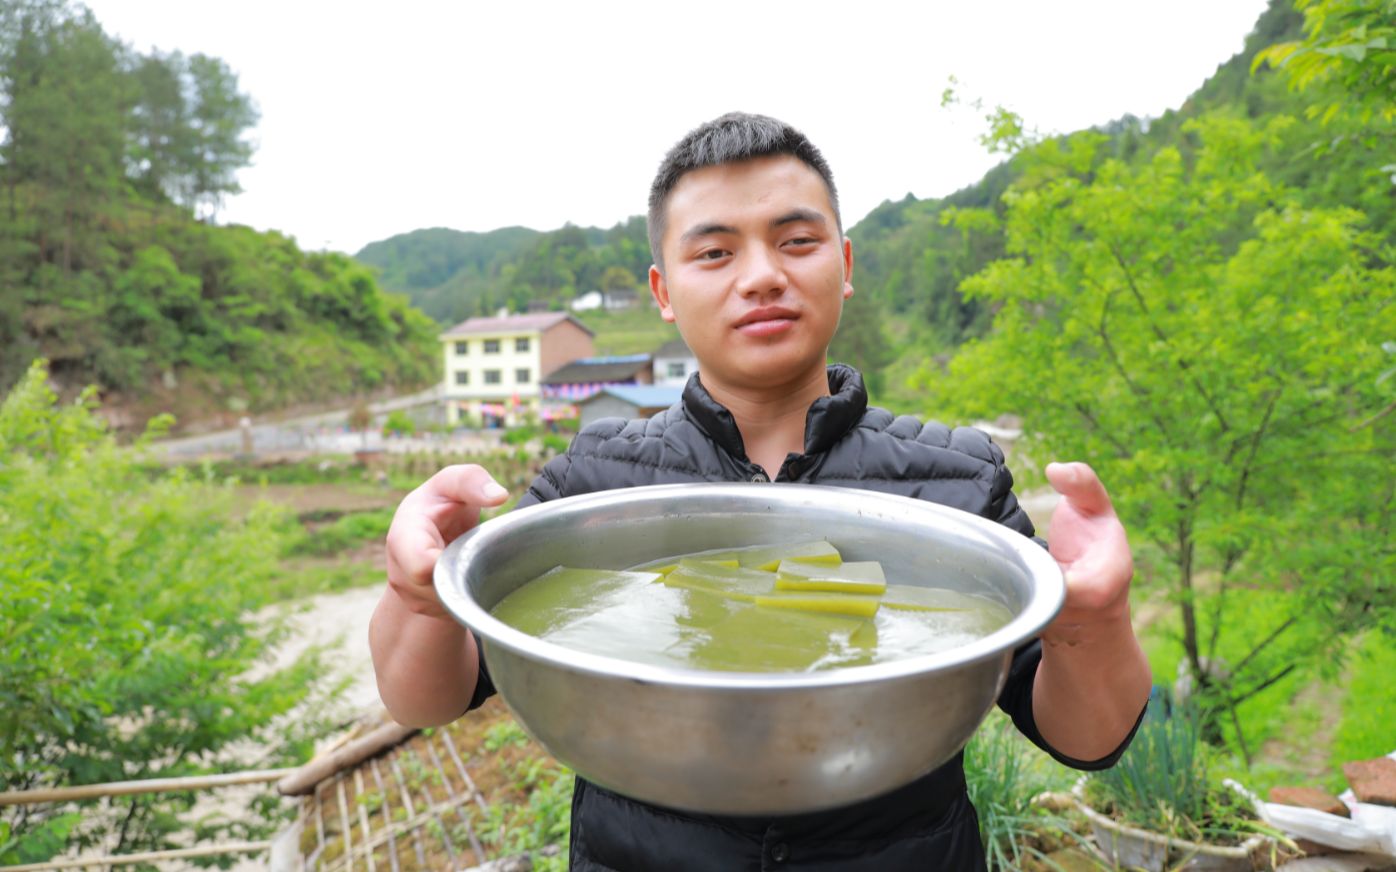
[649,155,854,394]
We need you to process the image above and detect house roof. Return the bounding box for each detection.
[579,385,684,408]
[541,354,652,384]
[440,311,594,338]
[653,336,692,358]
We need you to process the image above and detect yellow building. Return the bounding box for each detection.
[440,312,594,427]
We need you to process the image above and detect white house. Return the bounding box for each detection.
[652,336,698,387]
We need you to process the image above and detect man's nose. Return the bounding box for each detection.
[735,244,787,299]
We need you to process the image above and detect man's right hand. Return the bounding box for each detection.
[372,465,510,726]
[384,464,511,618]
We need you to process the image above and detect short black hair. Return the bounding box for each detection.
[647,112,841,272]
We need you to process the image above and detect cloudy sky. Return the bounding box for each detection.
[82,1,1271,255]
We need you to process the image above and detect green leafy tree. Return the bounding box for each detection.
[829,289,894,396]
[1255,0,1396,123]
[0,361,337,861]
[925,115,1396,758]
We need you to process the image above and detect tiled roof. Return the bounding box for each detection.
[440,312,594,338]
[541,355,652,384]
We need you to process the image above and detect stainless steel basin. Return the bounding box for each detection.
[434,483,1063,815]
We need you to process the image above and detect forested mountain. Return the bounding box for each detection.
[355,218,653,325]
[0,1,438,425]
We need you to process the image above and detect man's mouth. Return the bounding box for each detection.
[734,307,799,336]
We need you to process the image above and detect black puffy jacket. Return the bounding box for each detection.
[469,365,1118,871]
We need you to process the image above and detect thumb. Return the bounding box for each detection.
[1045,461,1115,517]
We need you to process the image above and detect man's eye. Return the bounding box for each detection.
[698,249,729,261]
[786,237,817,247]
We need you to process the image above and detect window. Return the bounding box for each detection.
[484,339,501,354]
[454,341,468,355]
[666,361,687,379]
[515,337,530,352]
[515,368,531,384]
[484,369,502,385]
[454,370,469,385]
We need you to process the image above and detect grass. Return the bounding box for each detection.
[964,713,1077,870]
[573,306,680,356]
[1134,581,1396,798]
[1332,630,1396,767]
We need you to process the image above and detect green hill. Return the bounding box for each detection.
[0,2,439,428]
[355,218,653,325]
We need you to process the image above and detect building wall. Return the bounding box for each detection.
[579,395,641,428]
[539,321,595,378]
[442,330,544,404]
[653,354,699,387]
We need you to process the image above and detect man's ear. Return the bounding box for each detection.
[649,265,676,323]
[842,237,855,300]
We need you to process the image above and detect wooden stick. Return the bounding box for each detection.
[0,770,294,807]
[278,723,416,797]
[0,840,271,870]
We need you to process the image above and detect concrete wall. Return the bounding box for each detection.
[579,395,640,428]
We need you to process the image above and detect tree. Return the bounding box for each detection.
[0,361,336,862]
[925,115,1396,758]
[1255,0,1396,123]
[829,289,894,396]
[183,52,258,218]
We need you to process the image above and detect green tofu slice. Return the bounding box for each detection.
[774,559,887,595]
[676,605,875,672]
[662,562,778,602]
[638,540,841,574]
[665,560,878,617]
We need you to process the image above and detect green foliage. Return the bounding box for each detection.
[963,714,1074,871]
[381,409,416,437]
[483,754,573,870]
[1255,0,1396,123]
[1086,698,1210,835]
[1332,631,1396,765]
[930,114,1396,756]
[356,218,653,325]
[284,507,394,557]
[501,424,537,446]
[482,720,530,753]
[0,1,438,412]
[0,361,333,861]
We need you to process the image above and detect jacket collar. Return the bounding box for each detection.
[681,364,868,460]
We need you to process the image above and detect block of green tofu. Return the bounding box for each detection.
[491,567,661,635]
[662,562,778,602]
[643,540,841,573]
[678,605,875,672]
[774,559,887,595]
[752,592,882,618]
[627,555,740,576]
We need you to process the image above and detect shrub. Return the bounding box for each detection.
[0,361,331,863]
[381,410,416,437]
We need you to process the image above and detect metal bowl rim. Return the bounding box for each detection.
[434,482,1064,690]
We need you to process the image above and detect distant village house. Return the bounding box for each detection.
[439,312,594,427]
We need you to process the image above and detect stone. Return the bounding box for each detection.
[1269,785,1351,818]
[1344,757,1396,806]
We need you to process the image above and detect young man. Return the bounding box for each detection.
[371,112,1152,870]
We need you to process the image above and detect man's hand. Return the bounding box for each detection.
[371,464,509,727]
[384,464,511,618]
[1042,461,1133,643]
[1031,461,1152,761]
